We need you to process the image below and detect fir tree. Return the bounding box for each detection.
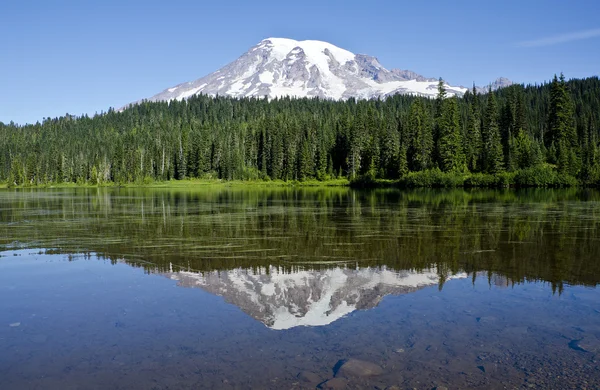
[548,73,579,175]
[398,143,409,178]
[465,88,481,172]
[482,90,504,173]
[437,97,466,172]
[380,121,400,178]
[407,99,433,171]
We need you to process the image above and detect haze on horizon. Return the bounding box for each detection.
[1,0,599,125]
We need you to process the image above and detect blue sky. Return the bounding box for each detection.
[1,0,599,125]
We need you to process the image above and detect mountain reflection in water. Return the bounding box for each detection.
[165,266,467,329]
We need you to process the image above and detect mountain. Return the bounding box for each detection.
[475,77,515,94]
[163,266,467,330]
[133,38,484,105]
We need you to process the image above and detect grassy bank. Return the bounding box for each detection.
[3,166,597,190]
[351,166,586,189]
[134,178,350,188]
[2,178,351,189]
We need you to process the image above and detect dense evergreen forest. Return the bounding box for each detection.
[1,74,599,187]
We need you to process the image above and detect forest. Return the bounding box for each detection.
[0,74,599,187]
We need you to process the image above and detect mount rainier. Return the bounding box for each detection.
[134,38,512,104]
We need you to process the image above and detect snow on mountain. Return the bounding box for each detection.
[133,38,474,105]
[163,265,467,330]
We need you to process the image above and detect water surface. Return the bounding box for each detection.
[1,187,599,389]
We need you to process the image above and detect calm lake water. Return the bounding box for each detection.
[1,187,600,389]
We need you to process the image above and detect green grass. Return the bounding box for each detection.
[5,181,112,189]
[3,178,351,189]
[123,178,350,188]
[350,167,580,189]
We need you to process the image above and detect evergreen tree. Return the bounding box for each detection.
[398,143,409,178]
[433,77,448,169]
[407,99,433,171]
[512,130,541,169]
[464,87,482,171]
[437,98,466,172]
[548,73,579,175]
[482,90,504,173]
[500,98,514,170]
[436,77,447,115]
[347,120,362,179]
[380,121,400,178]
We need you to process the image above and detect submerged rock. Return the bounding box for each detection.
[318,377,348,389]
[296,371,322,383]
[570,337,600,353]
[334,358,383,378]
[476,316,497,325]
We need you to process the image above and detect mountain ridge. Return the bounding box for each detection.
[129,38,512,106]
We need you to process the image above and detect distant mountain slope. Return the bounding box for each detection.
[475,77,515,94]
[132,38,514,106]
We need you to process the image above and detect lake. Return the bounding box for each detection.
[1,187,599,389]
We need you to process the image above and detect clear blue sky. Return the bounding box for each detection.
[1,0,599,125]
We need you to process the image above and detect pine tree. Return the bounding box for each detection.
[380,121,400,178]
[298,135,313,180]
[398,143,409,178]
[433,78,448,169]
[269,124,284,180]
[436,77,447,115]
[465,87,481,172]
[407,99,433,171]
[258,128,267,176]
[548,73,579,175]
[437,97,466,172]
[482,91,504,173]
[500,98,514,170]
[512,130,541,169]
[360,106,381,177]
[315,138,328,180]
[515,90,527,136]
[347,120,362,179]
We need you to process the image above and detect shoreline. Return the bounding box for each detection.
[1,168,597,190]
[0,178,350,190]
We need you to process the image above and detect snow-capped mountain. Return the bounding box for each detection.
[163,266,467,330]
[134,38,482,105]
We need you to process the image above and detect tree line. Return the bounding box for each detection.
[1,74,599,186]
